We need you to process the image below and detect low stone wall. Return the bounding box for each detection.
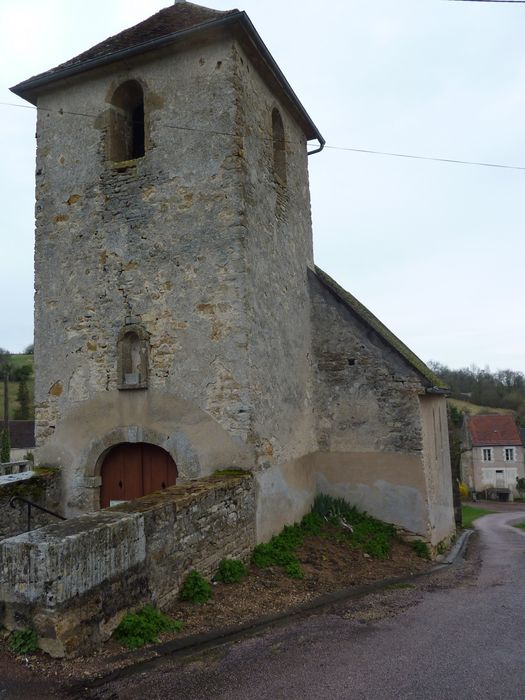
[0,473,255,657]
[0,461,31,477]
[0,468,61,540]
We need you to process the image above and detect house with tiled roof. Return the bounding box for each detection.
[461,414,525,499]
[10,1,454,545]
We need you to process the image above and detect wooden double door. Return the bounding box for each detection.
[100,443,177,508]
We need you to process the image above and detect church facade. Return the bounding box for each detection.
[12,1,454,546]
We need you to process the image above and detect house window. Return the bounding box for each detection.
[117,324,149,390]
[271,108,287,185]
[504,447,515,462]
[482,448,493,462]
[108,80,145,162]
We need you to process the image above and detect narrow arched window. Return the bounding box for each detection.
[272,108,287,185]
[117,325,149,390]
[108,80,145,162]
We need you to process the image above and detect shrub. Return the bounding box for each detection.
[458,482,469,500]
[8,629,38,655]
[114,606,182,649]
[411,540,430,559]
[213,559,248,584]
[180,570,212,603]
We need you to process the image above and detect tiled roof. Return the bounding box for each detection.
[314,266,445,389]
[22,3,239,87]
[467,414,521,447]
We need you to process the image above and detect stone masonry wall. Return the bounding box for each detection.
[235,43,317,468]
[0,473,255,657]
[33,38,258,506]
[310,272,425,454]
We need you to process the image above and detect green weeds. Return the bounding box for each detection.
[180,570,212,604]
[213,559,248,584]
[114,606,183,649]
[411,540,430,559]
[8,629,38,655]
[312,494,397,560]
[252,494,398,579]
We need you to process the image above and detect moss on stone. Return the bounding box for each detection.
[213,469,250,478]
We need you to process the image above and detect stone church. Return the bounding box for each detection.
[12,1,454,546]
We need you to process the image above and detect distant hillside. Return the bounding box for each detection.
[448,398,515,417]
[0,354,34,421]
[429,361,524,425]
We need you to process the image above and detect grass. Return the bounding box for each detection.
[513,522,525,530]
[448,398,515,417]
[462,504,496,528]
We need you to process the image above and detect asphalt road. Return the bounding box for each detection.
[91,511,525,700]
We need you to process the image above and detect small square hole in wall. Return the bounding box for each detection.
[347,358,356,366]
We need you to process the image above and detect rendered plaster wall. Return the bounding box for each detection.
[283,272,455,543]
[470,444,525,494]
[255,451,430,542]
[0,474,255,657]
[419,395,455,544]
[38,389,254,515]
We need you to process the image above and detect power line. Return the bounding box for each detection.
[446,1,525,3]
[1,99,524,172]
[324,145,525,171]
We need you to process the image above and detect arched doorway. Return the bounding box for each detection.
[100,443,177,508]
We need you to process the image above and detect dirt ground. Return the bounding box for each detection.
[0,534,434,697]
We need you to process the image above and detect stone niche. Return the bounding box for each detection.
[117,323,149,390]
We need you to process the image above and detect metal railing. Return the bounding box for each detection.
[9,496,66,533]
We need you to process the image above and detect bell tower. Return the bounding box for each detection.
[11,2,324,514]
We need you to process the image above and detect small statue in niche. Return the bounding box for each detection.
[117,324,149,390]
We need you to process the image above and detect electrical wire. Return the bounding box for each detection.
[1,99,524,172]
[446,1,525,3]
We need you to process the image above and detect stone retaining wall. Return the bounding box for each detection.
[0,473,255,657]
[0,468,61,540]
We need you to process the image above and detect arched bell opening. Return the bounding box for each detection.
[108,79,146,162]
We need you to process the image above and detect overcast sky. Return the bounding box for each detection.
[1,0,524,372]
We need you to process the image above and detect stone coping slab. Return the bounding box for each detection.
[0,471,35,487]
[108,472,252,515]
